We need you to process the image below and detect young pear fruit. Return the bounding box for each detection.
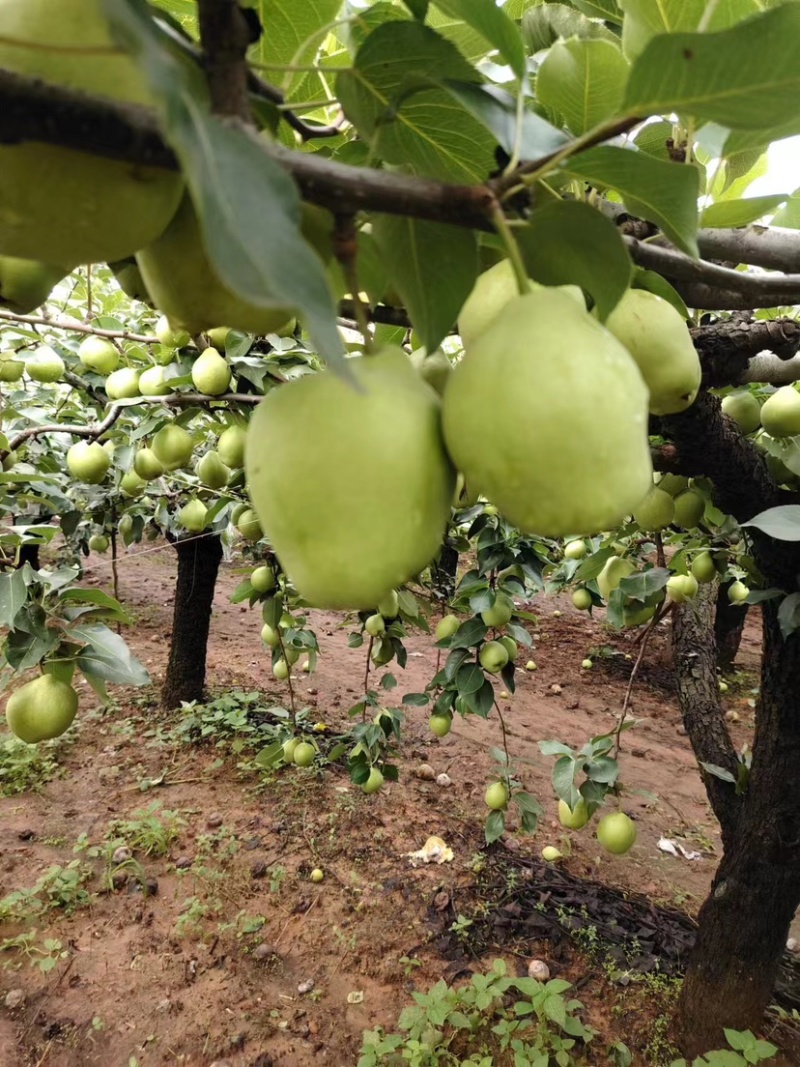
[564,540,587,560]
[498,635,518,661]
[251,566,276,594]
[0,351,24,382]
[235,507,263,543]
[479,640,509,674]
[377,589,399,619]
[633,486,675,531]
[597,557,635,602]
[429,714,452,738]
[88,534,109,553]
[78,336,119,375]
[572,588,592,611]
[66,441,111,484]
[191,347,231,396]
[596,812,637,855]
[120,470,146,497]
[728,580,750,604]
[178,498,207,533]
[105,367,140,399]
[0,0,183,268]
[604,289,701,415]
[152,424,194,471]
[26,346,64,383]
[481,593,514,627]
[217,425,247,469]
[261,623,280,648]
[196,450,230,490]
[207,326,231,350]
[365,613,385,637]
[759,386,800,438]
[657,473,690,497]
[485,781,509,811]
[623,601,657,627]
[134,447,165,482]
[408,348,452,397]
[673,489,705,529]
[444,291,652,538]
[245,348,455,609]
[691,551,717,584]
[138,365,171,396]
[458,259,584,348]
[155,316,190,349]
[558,797,589,830]
[362,767,385,794]
[137,195,300,336]
[0,255,66,314]
[6,674,78,743]
[435,614,461,641]
[667,573,699,603]
[722,392,761,435]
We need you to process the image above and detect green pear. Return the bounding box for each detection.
[673,489,705,529]
[88,533,109,553]
[155,316,191,349]
[26,346,65,383]
[453,472,481,509]
[572,588,592,611]
[178,498,207,533]
[481,593,513,627]
[458,259,585,348]
[604,289,701,416]
[377,590,399,619]
[759,386,800,438]
[0,351,24,382]
[109,257,153,304]
[120,470,146,497]
[721,392,761,435]
[251,567,276,594]
[623,601,657,627]
[479,640,509,674]
[597,556,635,601]
[657,473,690,496]
[138,365,171,396]
[691,551,717,584]
[667,573,699,603]
[435,614,460,640]
[78,336,119,375]
[0,255,65,314]
[0,0,183,268]
[191,347,231,396]
[633,486,675,531]
[558,798,589,830]
[105,367,140,399]
[196,450,230,490]
[596,812,637,855]
[152,424,194,471]
[236,507,263,543]
[564,540,587,560]
[5,673,78,743]
[728,580,750,604]
[137,195,303,336]
[207,326,231,350]
[245,348,455,609]
[66,441,110,484]
[409,348,452,397]
[134,448,164,482]
[444,290,652,538]
[217,425,247,469]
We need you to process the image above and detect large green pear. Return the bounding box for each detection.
[66,441,111,485]
[597,556,635,602]
[5,674,78,743]
[218,425,247,468]
[0,255,66,314]
[633,486,674,531]
[178,498,208,533]
[0,0,183,268]
[673,489,705,529]
[78,336,119,375]
[458,259,585,348]
[191,348,231,396]
[443,290,652,538]
[759,386,800,438]
[152,424,194,471]
[196,451,230,490]
[138,365,171,396]
[105,367,140,399]
[134,448,165,482]
[721,391,761,435]
[26,346,64,383]
[245,348,456,609]
[137,195,321,336]
[604,289,701,416]
[0,352,24,382]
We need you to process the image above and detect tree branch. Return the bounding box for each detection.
[691,318,800,388]
[6,405,124,452]
[0,309,158,345]
[197,0,252,120]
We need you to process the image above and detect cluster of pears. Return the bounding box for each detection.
[722,387,800,488]
[5,672,78,744]
[551,795,637,856]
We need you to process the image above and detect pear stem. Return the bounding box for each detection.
[488,201,529,297]
[334,213,375,353]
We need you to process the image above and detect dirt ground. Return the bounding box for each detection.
[0,540,784,1067]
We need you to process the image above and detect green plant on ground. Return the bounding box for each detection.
[670,1029,778,1065]
[0,731,64,795]
[174,894,222,939]
[169,690,285,752]
[106,801,184,857]
[359,958,594,1066]
[0,931,69,973]
[0,860,92,921]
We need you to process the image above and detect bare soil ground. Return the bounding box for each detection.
[0,542,787,1067]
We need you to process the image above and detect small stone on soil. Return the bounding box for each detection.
[112,846,132,864]
[436,773,452,787]
[297,979,315,995]
[527,960,551,980]
[175,856,193,870]
[17,829,35,841]
[4,989,25,1010]
[252,943,278,962]
[416,763,436,781]
[206,813,224,829]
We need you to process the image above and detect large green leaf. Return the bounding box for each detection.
[0,568,27,629]
[372,216,478,352]
[624,5,800,133]
[434,0,527,77]
[619,0,763,61]
[700,195,788,228]
[562,145,699,256]
[104,0,343,367]
[72,624,151,686]
[742,506,800,541]
[337,21,496,182]
[516,201,632,319]
[536,38,629,136]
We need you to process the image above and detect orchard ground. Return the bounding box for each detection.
[0,542,791,1067]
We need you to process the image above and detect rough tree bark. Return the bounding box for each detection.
[715,582,749,670]
[161,534,223,710]
[662,393,800,1053]
[431,542,459,603]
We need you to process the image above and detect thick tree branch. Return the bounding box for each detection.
[744,352,800,384]
[672,581,743,845]
[691,318,800,388]
[197,0,251,120]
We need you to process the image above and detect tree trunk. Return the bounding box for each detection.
[678,600,800,1055]
[431,542,459,603]
[17,541,40,570]
[161,534,223,710]
[715,581,749,670]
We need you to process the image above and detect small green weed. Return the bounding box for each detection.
[671,1029,778,1065]
[0,861,91,921]
[106,801,184,857]
[0,930,69,973]
[0,732,62,795]
[169,691,284,752]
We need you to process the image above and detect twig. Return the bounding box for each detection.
[5,404,124,453]
[613,601,674,757]
[334,213,373,351]
[0,308,157,344]
[654,531,666,569]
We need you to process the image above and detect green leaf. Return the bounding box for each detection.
[624,6,800,134]
[104,0,343,367]
[516,201,632,320]
[72,624,151,686]
[552,754,579,803]
[372,216,479,352]
[699,761,737,785]
[403,0,430,18]
[632,269,689,319]
[572,0,622,21]
[521,3,618,53]
[772,187,800,229]
[778,593,800,640]
[434,0,527,78]
[58,588,132,624]
[742,505,800,540]
[336,21,496,183]
[536,38,629,136]
[449,617,489,648]
[443,81,569,158]
[83,672,111,707]
[402,692,431,706]
[254,740,285,768]
[618,567,670,600]
[0,568,27,629]
[456,661,485,696]
[485,808,505,844]
[4,629,57,672]
[619,0,762,61]
[467,677,496,716]
[562,145,699,256]
[701,195,788,228]
[248,0,342,95]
